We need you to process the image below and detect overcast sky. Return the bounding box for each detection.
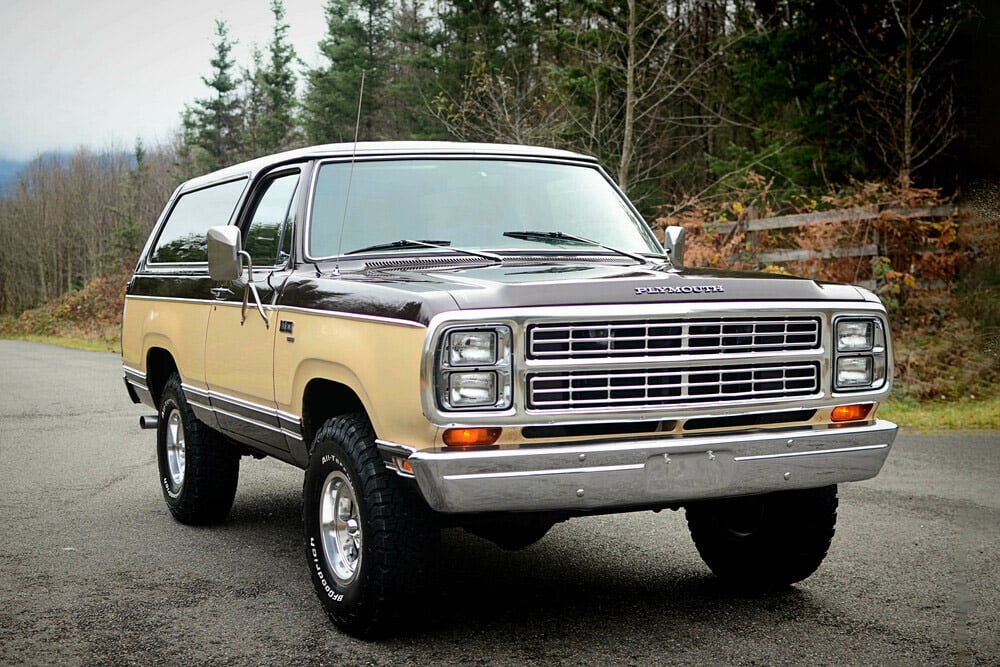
[0,0,329,161]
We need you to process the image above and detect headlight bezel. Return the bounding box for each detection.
[436,324,513,411]
[833,316,887,392]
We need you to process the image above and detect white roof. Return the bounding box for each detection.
[181,141,598,191]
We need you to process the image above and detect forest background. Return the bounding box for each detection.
[0,0,997,420]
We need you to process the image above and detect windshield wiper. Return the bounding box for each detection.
[503,230,652,266]
[346,239,503,264]
[346,239,451,254]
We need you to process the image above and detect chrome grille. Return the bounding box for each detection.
[527,362,820,410]
[528,317,821,359]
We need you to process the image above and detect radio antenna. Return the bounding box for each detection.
[333,69,366,276]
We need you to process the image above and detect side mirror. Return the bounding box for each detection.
[664,225,685,267]
[207,226,242,281]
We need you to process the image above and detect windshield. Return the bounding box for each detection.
[308,158,661,258]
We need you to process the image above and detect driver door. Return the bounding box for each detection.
[204,169,300,453]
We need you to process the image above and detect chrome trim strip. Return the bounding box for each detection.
[212,405,283,434]
[123,366,149,391]
[443,463,644,482]
[212,405,303,443]
[376,439,418,457]
[277,305,427,329]
[123,367,153,408]
[181,384,212,409]
[125,294,216,306]
[277,411,303,435]
[733,443,889,462]
[183,387,218,429]
[210,391,279,421]
[124,294,425,329]
[181,385,304,442]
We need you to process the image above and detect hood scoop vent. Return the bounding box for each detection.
[365,256,487,271]
[365,254,631,272]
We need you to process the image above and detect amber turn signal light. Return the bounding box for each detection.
[443,427,502,449]
[831,403,874,423]
[391,457,414,474]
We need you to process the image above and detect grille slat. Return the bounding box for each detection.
[529,317,821,359]
[527,362,821,410]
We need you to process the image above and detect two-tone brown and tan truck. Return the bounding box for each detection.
[122,142,897,636]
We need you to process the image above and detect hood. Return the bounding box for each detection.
[430,262,866,309]
[280,258,869,326]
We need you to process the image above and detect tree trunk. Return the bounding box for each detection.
[618,0,637,191]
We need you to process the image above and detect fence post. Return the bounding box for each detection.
[871,207,881,289]
[745,204,757,265]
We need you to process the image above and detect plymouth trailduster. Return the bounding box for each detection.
[122,142,897,636]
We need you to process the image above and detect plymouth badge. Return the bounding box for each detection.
[634,285,725,295]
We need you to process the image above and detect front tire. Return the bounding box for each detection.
[156,372,240,525]
[685,485,838,589]
[303,414,438,637]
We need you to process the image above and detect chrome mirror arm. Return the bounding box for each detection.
[238,250,269,328]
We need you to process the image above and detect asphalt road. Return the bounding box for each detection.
[1,340,997,666]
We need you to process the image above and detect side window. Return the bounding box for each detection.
[244,172,300,267]
[150,179,247,263]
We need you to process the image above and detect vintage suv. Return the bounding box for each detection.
[122,142,898,636]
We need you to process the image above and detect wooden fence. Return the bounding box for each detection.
[709,204,955,289]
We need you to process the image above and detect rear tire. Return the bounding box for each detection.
[685,485,838,589]
[303,414,438,637]
[156,372,240,525]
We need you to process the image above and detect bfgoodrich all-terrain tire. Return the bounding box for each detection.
[685,485,838,589]
[156,372,240,525]
[302,414,438,638]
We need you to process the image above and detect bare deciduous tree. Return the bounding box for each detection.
[837,0,968,189]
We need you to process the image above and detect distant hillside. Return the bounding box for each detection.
[0,159,26,194]
[0,153,135,196]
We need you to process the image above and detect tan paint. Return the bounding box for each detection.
[125,295,871,456]
[272,309,439,451]
[205,302,279,411]
[125,294,440,450]
[122,296,212,390]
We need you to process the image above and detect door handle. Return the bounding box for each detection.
[210,287,234,300]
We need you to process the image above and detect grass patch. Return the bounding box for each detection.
[880,396,1000,431]
[4,334,119,354]
[0,272,125,352]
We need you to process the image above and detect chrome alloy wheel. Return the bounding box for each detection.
[165,408,186,490]
[319,471,362,584]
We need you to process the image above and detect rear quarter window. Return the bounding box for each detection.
[150,178,248,264]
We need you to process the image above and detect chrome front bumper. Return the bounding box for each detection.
[395,420,898,513]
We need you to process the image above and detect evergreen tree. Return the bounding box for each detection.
[428,0,566,145]
[182,20,244,172]
[383,0,447,139]
[258,0,301,152]
[302,0,393,143]
[241,47,269,159]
